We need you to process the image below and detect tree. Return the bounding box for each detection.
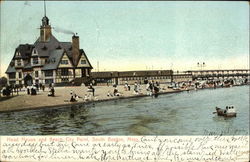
[0,77,8,87]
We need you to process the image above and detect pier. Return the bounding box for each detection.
[185,69,250,80]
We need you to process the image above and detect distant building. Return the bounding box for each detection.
[5,15,92,86]
[185,69,250,80]
[91,70,174,86]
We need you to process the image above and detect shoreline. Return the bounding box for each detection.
[0,89,183,113]
[0,84,248,113]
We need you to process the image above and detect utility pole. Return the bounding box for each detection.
[197,62,206,70]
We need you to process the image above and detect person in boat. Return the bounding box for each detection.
[224,106,229,113]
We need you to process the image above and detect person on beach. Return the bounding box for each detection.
[31,85,37,95]
[88,84,95,96]
[146,82,151,95]
[42,85,45,91]
[27,86,30,95]
[49,83,52,89]
[92,87,95,96]
[84,94,89,101]
[124,82,128,91]
[70,95,76,102]
[149,82,153,91]
[69,90,77,101]
[35,83,39,92]
[107,91,113,97]
[48,87,55,97]
[128,84,131,91]
[70,90,75,96]
[134,82,138,94]
[113,87,120,96]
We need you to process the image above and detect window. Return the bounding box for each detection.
[33,58,39,64]
[45,79,53,84]
[19,72,22,78]
[81,60,86,64]
[61,78,69,82]
[33,49,37,55]
[61,69,69,76]
[17,59,22,66]
[35,71,39,77]
[9,73,16,79]
[61,60,68,64]
[45,70,53,77]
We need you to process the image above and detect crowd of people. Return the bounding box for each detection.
[69,83,97,102]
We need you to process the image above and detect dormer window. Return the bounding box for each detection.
[33,49,38,55]
[17,59,22,66]
[61,60,68,64]
[33,58,39,64]
[81,60,86,64]
[16,52,20,57]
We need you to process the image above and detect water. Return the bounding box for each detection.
[0,85,249,135]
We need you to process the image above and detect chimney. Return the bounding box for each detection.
[72,34,80,66]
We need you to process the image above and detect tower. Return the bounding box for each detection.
[40,0,51,42]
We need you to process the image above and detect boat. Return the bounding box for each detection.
[215,106,237,117]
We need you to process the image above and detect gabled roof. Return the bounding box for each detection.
[60,42,72,52]
[6,62,16,73]
[14,44,34,59]
[6,31,93,74]
[41,49,65,70]
[80,49,93,69]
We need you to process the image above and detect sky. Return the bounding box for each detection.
[0,1,249,76]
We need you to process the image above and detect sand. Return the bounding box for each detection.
[0,84,184,112]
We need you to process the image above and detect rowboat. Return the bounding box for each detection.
[215,106,236,117]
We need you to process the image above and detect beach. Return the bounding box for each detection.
[0,84,182,112]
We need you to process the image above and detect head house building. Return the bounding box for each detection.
[5,14,93,86]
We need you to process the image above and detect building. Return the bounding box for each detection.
[5,14,93,86]
[91,70,173,86]
[185,69,250,80]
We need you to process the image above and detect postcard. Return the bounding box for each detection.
[0,1,249,161]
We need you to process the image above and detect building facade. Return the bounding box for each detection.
[91,70,174,86]
[6,15,92,86]
[185,69,250,80]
